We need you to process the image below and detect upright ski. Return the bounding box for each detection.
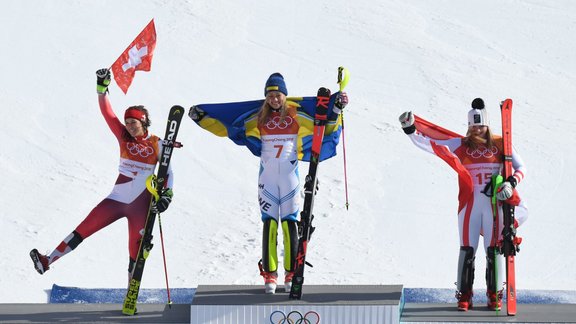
[289,87,331,300]
[500,98,518,316]
[122,105,185,315]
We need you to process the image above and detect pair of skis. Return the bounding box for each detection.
[289,67,349,300]
[498,99,520,316]
[122,105,185,315]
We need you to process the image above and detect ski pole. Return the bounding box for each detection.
[157,213,172,308]
[337,67,350,210]
[145,175,172,307]
[491,174,504,314]
[341,115,349,210]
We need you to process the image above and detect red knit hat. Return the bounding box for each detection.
[124,107,146,122]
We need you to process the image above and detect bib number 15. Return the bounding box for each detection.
[476,173,493,186]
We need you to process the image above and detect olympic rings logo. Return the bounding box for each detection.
[265,116,294,130]
[269,310,320,324]
[126,142,154,158]
[466,145,498,159]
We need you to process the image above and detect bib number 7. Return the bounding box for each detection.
[274,145,284,158]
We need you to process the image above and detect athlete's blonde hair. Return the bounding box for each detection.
[463,126,495,150]
[257,94,288,126]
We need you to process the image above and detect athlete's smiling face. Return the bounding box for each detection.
[125,118,145,138]
[469,125,488,138]
[266,91,285,109]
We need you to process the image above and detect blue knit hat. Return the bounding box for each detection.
[264,73,288,96]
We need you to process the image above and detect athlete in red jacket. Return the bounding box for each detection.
[30,69,174,285]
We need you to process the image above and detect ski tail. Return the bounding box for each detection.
[122,105,185,315]
[289,87,331,300]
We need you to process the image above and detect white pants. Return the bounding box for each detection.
[457,190,528,291]
[458,191,528,250]
[258,159,300,222]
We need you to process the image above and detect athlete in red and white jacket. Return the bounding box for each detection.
[399,98,527,312]
[30,69,174,283]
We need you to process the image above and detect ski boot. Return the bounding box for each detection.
[30,249,50,274]
[284,271,294,292]
[262,271,278,294]
[487,290,503,311]
[456,290,473,311]
[258,259,278,294]
[456,246,475,311]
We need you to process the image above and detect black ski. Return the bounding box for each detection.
[122,105,184,315]
[289,87,331,300]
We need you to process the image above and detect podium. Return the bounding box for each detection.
[190,285,404,324]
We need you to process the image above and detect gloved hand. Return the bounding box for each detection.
[188,106,206,122]
[496,181,514,201]
[506,175,518,188]
[399,111,416,134]
[333,92,349,114]
[96,68,111,94]
[151,188,173,213]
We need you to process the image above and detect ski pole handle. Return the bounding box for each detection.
[491,174,504,205]
[338,66,350,92]
[145,174,160,202]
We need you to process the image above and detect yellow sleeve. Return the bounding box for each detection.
[296,109,342,135]
[198,116,228,137]
[325,113,342,135]
[245,114,260,139]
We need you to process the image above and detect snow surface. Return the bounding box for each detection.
[1,0,576,303]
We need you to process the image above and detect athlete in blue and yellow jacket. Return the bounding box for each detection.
[189,73,348,294]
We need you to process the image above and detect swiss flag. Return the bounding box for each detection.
[111,19,157,94]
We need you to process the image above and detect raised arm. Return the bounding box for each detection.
[399,111,460,155]
[96,68,124,141]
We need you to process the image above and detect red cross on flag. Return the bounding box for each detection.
[111,19,157,94]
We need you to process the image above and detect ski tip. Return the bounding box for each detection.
[170,105,186,113]
[317,87,331,97]
[500,98,513,109]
